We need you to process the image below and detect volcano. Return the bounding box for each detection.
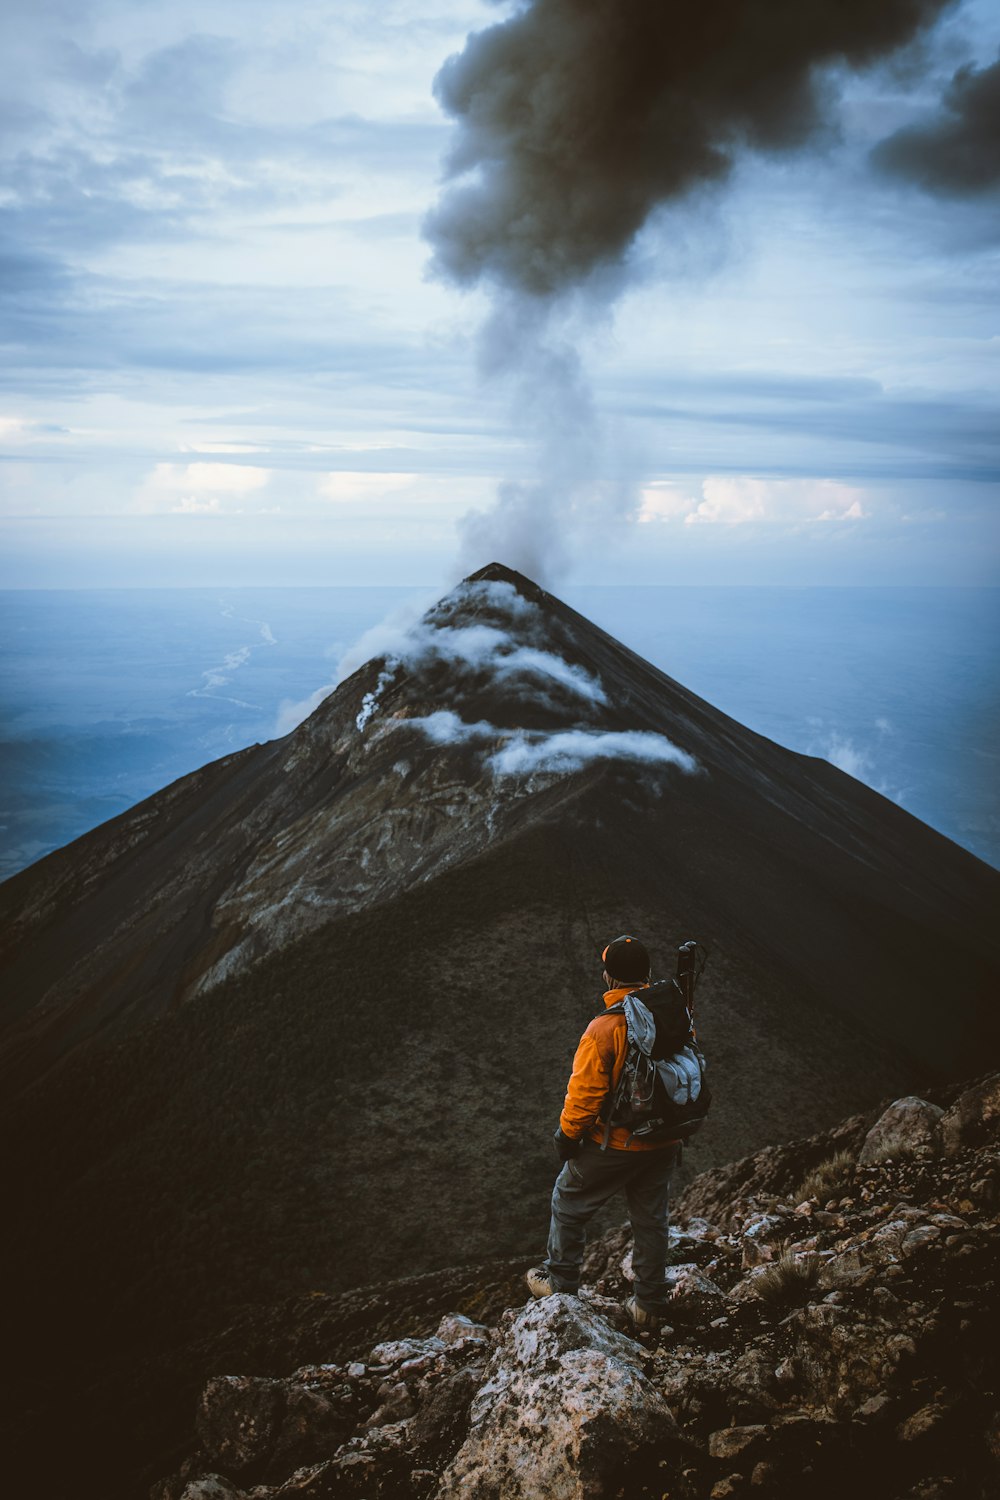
[3,564,996,1096]
[2,562,998,1498]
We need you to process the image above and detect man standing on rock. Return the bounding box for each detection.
[527,935,680,1328]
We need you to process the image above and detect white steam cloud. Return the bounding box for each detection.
[275,580,605,736]
[489,728,698,778]
[808,723,906,807]
[403,711,498,746]
[400,713,699,782]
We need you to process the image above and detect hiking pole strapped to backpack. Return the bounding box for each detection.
[601,940,711,1149]
[675,939,707,1028]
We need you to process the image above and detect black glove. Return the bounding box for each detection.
[553,1128,583,1161]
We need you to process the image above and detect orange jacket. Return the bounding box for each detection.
[558,986,676,1152]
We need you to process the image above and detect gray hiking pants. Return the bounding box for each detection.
[544,1139,679,1312]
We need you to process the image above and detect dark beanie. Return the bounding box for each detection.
[601,934,650,982]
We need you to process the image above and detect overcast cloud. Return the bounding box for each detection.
[0,0,997,587]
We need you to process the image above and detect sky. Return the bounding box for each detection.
[1,0,998,589]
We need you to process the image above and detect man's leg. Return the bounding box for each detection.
[623,1145,678,1312]
[542,1143,635,1292]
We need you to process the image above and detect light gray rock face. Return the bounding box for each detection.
[435,1294,678,1500]
[857,1097,945,1165]
[435,1312,490,1346]
[178,1479,246,1500]
[739,1211,786,1268]
[368,1335,447,1366]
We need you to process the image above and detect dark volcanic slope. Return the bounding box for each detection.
[2,563,999,1500]
[2,563,997,1100]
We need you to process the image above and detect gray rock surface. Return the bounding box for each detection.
[858,1096,945,1165]
[178,1480,247,1500]
[435,1294,678,1500]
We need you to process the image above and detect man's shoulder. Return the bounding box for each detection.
[582,1008,626,1043]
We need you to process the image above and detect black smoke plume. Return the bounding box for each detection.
[873,53,1000,196]
[424,0,957,579]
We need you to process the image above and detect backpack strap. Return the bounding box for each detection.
[598,1000,629,1151]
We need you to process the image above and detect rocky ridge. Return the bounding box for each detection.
[152,1073,1000,1500]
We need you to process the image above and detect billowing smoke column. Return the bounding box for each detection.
[424,0,955,580]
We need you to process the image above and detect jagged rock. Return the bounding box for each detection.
[665,1263,726,1303]
[682,1217,724,1241]
[855,1393,894,1421]
[178,1479,247,1500]
[727,1348,782,1416]
[896,1402,948,1441]
[435,1312,490,1345]
[368,1337,446,1366]
[858,1097,945,1165]
[784,1302,918,1416]
[197,1377,288,1475]
[739,1212,785,1268]
[266,1386,353,1478]
[436,1294,678,1499]
[620,1248,724,1306]
[409,1364,484,1462]
[709,1478,742,1499]
[727,1266,775,1303]
[941,1073,1000,1155]
[363,1379,415,1429]
[707,1425,766,1460]
[267,1456,370,1497]
[902,1223,941,1255]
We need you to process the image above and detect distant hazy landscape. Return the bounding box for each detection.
[1,584,997,881]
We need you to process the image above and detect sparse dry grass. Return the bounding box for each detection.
[754,1249,820,1308]
[796,1148,856,1205]
[860,1128,921,1165]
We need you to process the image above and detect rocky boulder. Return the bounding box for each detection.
[435,1294,679,1500]
[196,1377,288,1477]
[858,1097,945,1165]
[941,1072,1000,1155]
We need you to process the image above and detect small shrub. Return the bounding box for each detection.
[795,1148,855,1205]
[753,1250,820,1309]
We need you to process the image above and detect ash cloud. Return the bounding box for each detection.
[425,0,954,300]
[872,53,1000,196]
[424,0,955,579]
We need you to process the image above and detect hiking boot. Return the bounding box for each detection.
[526,1266,556,1299]
[625,1294,661,1329]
